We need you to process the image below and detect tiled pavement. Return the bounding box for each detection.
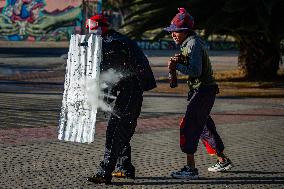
[1,50,284,188]
[1,88,284,189]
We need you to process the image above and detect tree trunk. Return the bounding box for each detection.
[238,35,280,80]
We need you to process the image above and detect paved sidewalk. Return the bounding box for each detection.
[1,88,284,188]
[1,49,284,188]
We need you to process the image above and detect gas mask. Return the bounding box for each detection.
[86,19,102,34]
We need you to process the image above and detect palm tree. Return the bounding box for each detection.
[113,0,284,79]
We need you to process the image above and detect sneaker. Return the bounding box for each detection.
[112,165,135,179]
[208,159,233,172]
[86,174,112,184]
[171,165,199,179]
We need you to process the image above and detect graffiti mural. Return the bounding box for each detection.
[0,0,82,41]
[136,40,238,50]
[137,40,179,50]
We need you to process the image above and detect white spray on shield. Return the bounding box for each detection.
[85,68,123,113]
[58,34,124,143]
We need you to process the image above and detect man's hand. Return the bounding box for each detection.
[168,58,177,71]
[168,53,186,70]
[167,54,182,88]
[173,53,186,63]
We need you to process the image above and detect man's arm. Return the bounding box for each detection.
[176,38,203,77]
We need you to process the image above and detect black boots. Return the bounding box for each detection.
[87,169,135,185]
[86,173,112,184]
[87,164,135,184]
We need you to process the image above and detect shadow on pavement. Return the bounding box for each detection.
[214,112,284,117]
[224,170,284,174]
[110,175,284,186]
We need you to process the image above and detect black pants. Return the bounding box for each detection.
[180,85,224,155]
[98,78,143,178]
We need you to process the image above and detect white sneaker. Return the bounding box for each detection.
[208,159,233,172]
[171,165,199,179]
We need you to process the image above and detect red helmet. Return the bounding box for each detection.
[86,14,109,30]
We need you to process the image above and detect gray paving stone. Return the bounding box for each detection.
[1,50,284,188]
[1,118,284,188]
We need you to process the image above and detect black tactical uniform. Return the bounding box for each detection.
[89,30,156,183]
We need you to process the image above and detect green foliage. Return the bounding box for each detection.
[109,0,284,79]
[114,0,283,42]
